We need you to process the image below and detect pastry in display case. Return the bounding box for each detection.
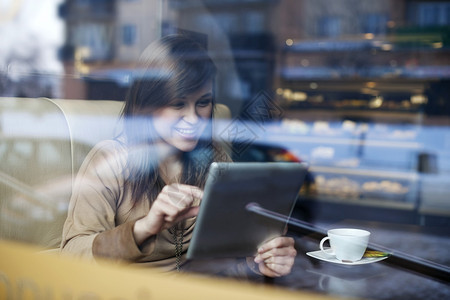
[308,173,412,204]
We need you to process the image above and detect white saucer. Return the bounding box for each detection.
[306,249,388,265]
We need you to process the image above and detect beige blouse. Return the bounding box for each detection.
[60,140,197,271]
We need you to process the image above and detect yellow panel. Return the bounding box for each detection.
[0,240,332,300]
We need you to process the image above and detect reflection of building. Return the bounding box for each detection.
[61,0,450,116]
[166,0,278,113]
[62,0,165,100]
[116,0,164,62]
[63,0,116,62]
[273,0,450,117]
[63,0,164,65]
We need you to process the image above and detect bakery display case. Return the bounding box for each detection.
[262,111,449,224]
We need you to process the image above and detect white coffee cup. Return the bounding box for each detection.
[319,228,370,262]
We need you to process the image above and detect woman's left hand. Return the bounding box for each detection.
[254,236,297,277]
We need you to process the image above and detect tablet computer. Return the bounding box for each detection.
[186,161,308,260]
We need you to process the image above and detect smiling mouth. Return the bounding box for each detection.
[175,127,197,138]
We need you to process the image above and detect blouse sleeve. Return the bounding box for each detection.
[60,140,153,261]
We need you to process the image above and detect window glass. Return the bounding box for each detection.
[363,13,389,34]
[417,2,450,26]
[122,24,137,45]
[1,0,449,299]
[318,16,341,38]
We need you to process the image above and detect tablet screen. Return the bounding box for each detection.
[186,162,308,259]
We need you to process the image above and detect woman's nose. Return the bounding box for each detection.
[183,105,199,124]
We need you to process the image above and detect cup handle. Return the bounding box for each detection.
[320,237,334,255]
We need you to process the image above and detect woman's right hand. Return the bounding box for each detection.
[133,183,203,245]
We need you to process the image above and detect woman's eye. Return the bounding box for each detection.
[197,99,212,107]
[171,101,185,109]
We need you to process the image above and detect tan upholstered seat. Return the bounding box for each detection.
[0,97,230,249]
[0,97,123,249]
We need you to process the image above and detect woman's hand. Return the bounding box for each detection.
[254,236,297,277]
[133,183,202,245]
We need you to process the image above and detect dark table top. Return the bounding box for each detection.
[182,219,450,300]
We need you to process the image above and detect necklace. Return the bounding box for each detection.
[159,161,184,271]
[170,223,184,272]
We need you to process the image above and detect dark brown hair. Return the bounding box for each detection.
[120,34,229,204]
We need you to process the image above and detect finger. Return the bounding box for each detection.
[147,200,180,227]
[262,246,297,258]
[167,184,203,198]
[165,184,203,207]
[259,261,293,277]
[262,254,295,267]
[258,253,295,277]
[156,191,185,211]
[258,237,295,254]
[172,206,200,224]
[254,246,297,264]
[163,189,193,209]
[159,203,183,223]
[176,184,204,206]
[257,262,282,278]
[151,199,179,217]
[155,193,200,224]
[175,184,203,198]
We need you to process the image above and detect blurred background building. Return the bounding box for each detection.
[53,0,450,118]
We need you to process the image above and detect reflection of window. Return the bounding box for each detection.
[318,16,341,38]
[122,24,137,46]
[416,2,450,26]
[215,12,238,33]
[244,11,265,33]
[363,13,388,34]
[71,23,113,60]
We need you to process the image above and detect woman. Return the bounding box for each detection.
[61,35,296,277]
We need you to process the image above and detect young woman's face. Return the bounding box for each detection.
[152,80,213,152]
